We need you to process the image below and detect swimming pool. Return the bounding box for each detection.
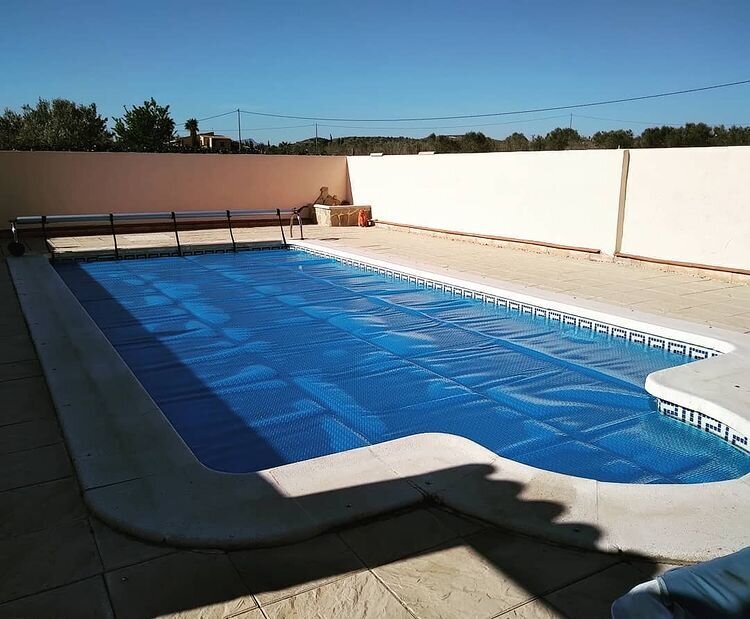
[55,249,750,483]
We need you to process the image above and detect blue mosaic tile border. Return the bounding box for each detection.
[297,246,721,360]
[54,242,723,360]
[657,400,749,455]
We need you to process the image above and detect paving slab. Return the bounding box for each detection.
[262,571,413,619]
[0,308,28,329]
[0,477,86,539]
[230,533,364,606]
[374,529,620,619]
[463,527,623,592]
[624,558,683,579]
[0,442,72,492]
[495,600,562,618]
[0,418,61,455]
[0,359,41,382]
[0,576,113,619]
[542,562,651,618]
[426,506,488,537]
[0,376,56,427]
[0,519,101,604]
[373,541,525,619]
[224,611,264,619]
[90,517,175,571]
[339,508,458,567]
[0,334,37,365]
[105,552,255,619]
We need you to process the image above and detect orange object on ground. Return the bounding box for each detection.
[358,209,368,227]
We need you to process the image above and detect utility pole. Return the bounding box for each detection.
[315,123,319,154]
[569,113,573,129]
[237,109,242,152]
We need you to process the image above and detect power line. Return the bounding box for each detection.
[195,110,236,122]
[189,116,568,136]
[317,114,571,132]
[178,124,315,138]
[235,78,750,123]
[200,123,315,132]
[182,124,314,132]
[248,123,315,131]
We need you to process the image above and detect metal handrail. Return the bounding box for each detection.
[289,207,304,240]
[8,208,305,258]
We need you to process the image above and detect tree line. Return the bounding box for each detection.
[2,98,750,154]
[0,98,222,153]
[269,125,750,155]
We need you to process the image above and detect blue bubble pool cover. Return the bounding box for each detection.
[55,250,750,483]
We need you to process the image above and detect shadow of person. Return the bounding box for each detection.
[130,462,660,618]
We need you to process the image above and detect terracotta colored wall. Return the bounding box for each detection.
[0,151,348,221]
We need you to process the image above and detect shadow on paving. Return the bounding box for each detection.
[101,474,745,618]
[100,467,664,618]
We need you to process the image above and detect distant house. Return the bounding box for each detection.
[179,132,234,150]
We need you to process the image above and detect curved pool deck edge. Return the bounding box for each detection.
[8,251,750,562]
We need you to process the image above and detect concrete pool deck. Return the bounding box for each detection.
[3,226,749,616]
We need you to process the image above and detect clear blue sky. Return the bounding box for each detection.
[2,0,749,143]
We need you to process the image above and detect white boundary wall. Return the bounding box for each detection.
[621,146,750,271]
[347,150,625,253]
[346,146,750,272]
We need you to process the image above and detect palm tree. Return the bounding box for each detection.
[184,118,199,149]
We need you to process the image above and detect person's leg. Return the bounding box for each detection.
[611,578,675,619]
